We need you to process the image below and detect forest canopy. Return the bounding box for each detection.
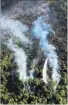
[1,0,67,104]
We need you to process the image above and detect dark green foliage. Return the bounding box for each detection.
[49,0,67,104]
[1,0,67,104]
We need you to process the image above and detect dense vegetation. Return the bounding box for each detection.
[1,0,67,104]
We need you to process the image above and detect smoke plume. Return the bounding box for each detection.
[32,16,61,87]
[1,16,30,80]
[1,16,30,44]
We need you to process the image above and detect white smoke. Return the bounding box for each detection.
[42,58,49,84]
[32,16,61,87]
[1,13,61,88]
[1,16,31,80]
[8,39,28,80]
[30,59,37,78]
[1,16,30,44]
